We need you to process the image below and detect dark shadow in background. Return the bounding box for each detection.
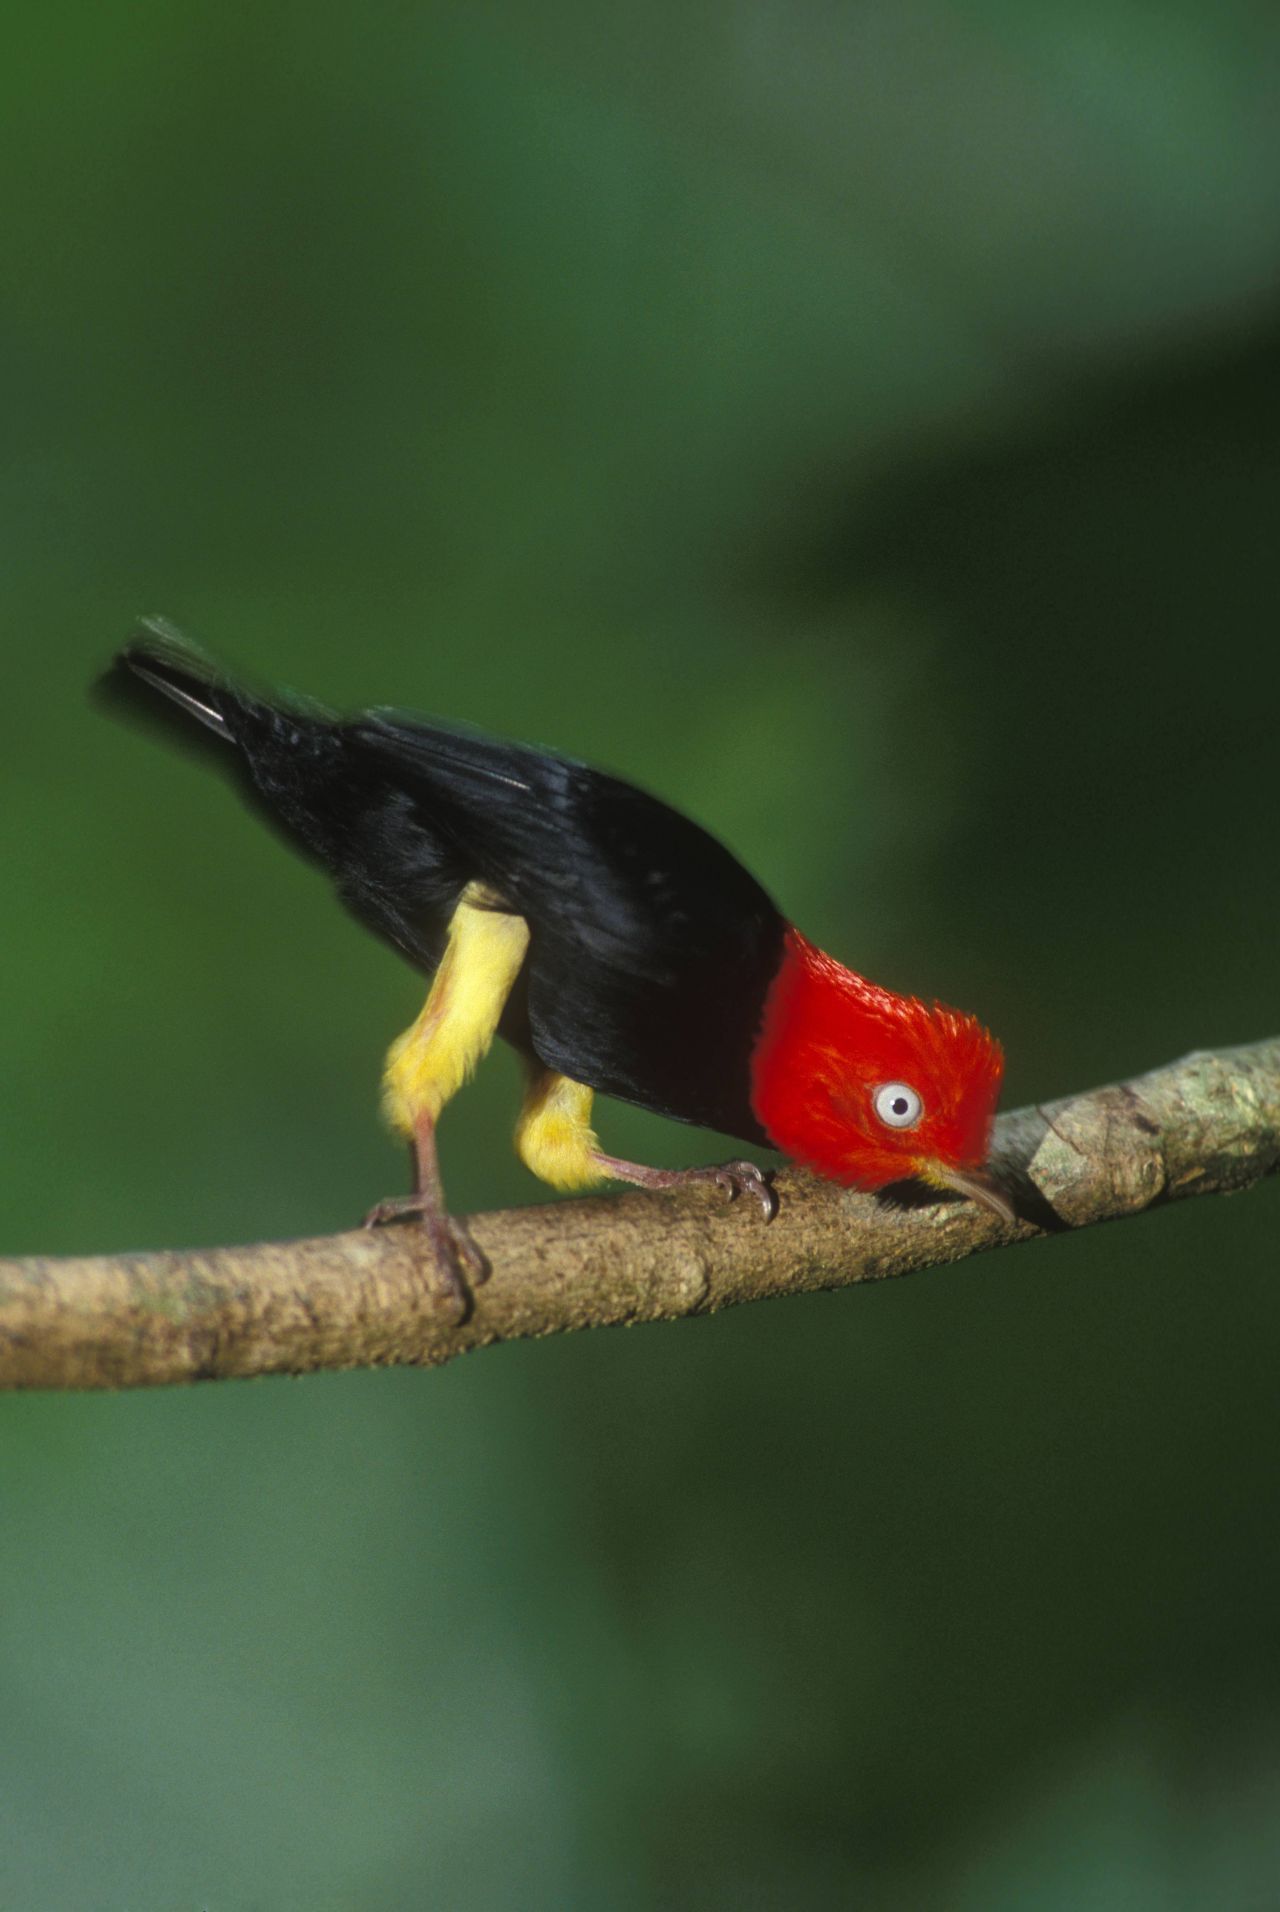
[631,316,1280,1883]
[763,313,1280,1081]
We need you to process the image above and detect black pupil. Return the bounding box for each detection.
[892,1097,909,1116]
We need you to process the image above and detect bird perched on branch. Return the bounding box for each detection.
[101,620,1010,1313]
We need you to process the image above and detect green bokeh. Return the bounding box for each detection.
[1,2,1278,1906]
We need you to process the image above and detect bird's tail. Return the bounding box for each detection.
[97,618,351,869]
[96,616,254,748]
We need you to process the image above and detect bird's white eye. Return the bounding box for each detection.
[873,1082,923,1130]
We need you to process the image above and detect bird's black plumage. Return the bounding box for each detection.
[102,627,787,1143]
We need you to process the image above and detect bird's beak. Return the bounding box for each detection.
[919,1161,1017,1226]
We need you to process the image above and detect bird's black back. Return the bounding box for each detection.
[104,631,787,1142]
[353,715,787,1139]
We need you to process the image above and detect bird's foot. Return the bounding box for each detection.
[363,1194,490,1320]
[593,1154,778,1221]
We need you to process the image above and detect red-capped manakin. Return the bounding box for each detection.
[101,620,1011,1311]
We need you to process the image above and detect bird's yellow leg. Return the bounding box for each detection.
[515,1066,607,1191]
[366,881,530,1313]
[380,882,531,1139]
[516,1063,777,1218]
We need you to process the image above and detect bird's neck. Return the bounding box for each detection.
[749,927,906,1175]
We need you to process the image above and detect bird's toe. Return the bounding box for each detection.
[363,1193,427,1230]
[724,1160,778,1222]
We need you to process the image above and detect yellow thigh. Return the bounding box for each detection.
[515,1065,606,1191]
[381,881,530,1137]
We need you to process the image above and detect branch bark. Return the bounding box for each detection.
[1,1040,1276,1391]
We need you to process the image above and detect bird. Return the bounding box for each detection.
[100,619,1011,1313]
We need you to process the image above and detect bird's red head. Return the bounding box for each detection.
[751,929,1010,1219]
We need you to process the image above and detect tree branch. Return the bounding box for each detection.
[1,1040,1276,1391]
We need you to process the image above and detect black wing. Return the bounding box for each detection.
[103,627,786,1143]
[100,629,476,975]
[351,716,786,1141]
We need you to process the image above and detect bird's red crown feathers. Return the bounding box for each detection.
[750,928,1004,1192]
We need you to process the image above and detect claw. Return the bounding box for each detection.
[364,1194,489,1320]
[715,1160,779,1222]
[592,1151,777,1221]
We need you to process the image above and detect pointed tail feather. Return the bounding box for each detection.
[96,619,353,873]
[96,615,245,743]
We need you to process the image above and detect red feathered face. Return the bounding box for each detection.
[752,931,1007,1212]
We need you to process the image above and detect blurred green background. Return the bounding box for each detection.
[2,1,1278,1905]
